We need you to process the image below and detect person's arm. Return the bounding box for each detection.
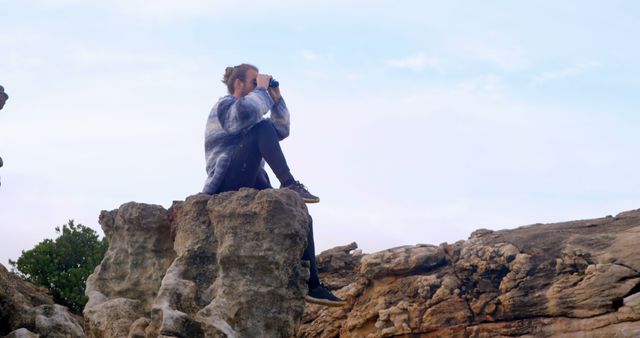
[216,88,275,135]
[268,95,290,140]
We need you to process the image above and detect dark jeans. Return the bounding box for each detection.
[218,119,294,192]
[217,120,320,288]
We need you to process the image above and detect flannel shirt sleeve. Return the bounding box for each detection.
[268,97,290,140]
[217,88,274,135]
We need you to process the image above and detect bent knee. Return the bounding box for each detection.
[249,119,277,135]
[254,119,275,129]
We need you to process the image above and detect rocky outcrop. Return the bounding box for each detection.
[298,210,640,337]
[83,189,310,338]
[9,185,637,337]
[0,264,84,337]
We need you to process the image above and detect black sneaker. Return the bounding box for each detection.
[282,181,320,203]
[305,284,346,307]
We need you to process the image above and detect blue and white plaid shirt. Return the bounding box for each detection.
[202,88,290,194]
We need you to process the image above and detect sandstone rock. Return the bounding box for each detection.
[12,189,636,337]
[84,189,311,338]
[359,244,447,279]
[3,329,38,338]
[1,263,53,334]
[31,304,84,337]
[84,298,146,337]
[83,201,175,337]
[0,264,84,337]
[316,242,362,290]
[298,209,640,337]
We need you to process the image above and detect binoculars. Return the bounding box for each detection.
[253,78,279,88]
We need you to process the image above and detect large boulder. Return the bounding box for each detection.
[299,209,640,337]
[0,264,84,337]
[83,189,310,338]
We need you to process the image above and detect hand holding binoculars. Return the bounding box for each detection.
[253,77,279,88]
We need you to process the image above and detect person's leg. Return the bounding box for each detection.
[218,119,319,203]
[251,120,296,187]
[303,216,346,307]
[250,120,319,203]
[218,120,294,193]
[217,134,262,192]
[254,168,272,190]
[302,215,321,289]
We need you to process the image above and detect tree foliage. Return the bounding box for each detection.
[9,220,108,313]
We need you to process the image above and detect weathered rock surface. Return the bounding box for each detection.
[9,186,638,337]
[0,263,84,337]
[298,209,640,337]
[83,189,310,338]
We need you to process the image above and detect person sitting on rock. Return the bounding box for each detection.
[202,63,345,307]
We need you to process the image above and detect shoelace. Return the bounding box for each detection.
[293,181,309,191]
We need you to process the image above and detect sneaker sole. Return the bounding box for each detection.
[303,197,320,203]
[305,295,346,307]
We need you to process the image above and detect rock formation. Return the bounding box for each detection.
[4,187,639,337]
[0,263,84,337]
[83,189,310,338]
[298,209,640,337]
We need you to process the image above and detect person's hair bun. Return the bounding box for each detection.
[222,66,235,85]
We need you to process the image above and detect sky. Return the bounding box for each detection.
[1,1,640,266]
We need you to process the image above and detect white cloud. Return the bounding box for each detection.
[386,52,441,71]
[531,61,601,84]
[286,74,640,252]
[32,0,227,20]
[3,51,44,70]
[296,49,336,65]
[457,32,529,70]
[32,0,348,22]
[111,0,227,21]
[67,47,156,66]
[298,49,321,62]
[34,0,86,5]
[3,1,639,264]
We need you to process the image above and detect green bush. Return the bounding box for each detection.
[9,220,108,313]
